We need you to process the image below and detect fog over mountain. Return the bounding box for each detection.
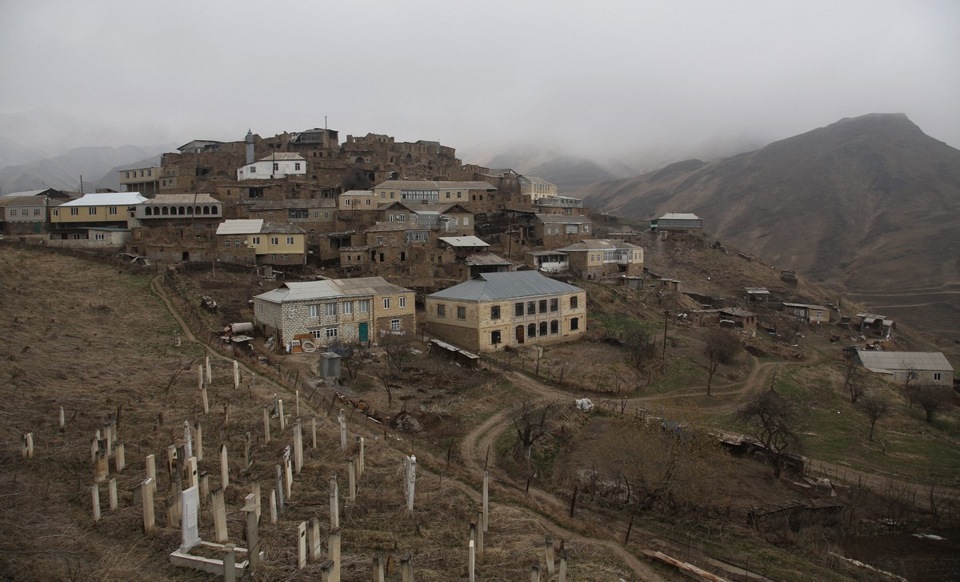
[581,113,960,336]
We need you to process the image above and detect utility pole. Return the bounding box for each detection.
[662,309,670,362]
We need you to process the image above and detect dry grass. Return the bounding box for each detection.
[0,246,643,581]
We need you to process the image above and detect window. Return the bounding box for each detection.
[270,237,279,245]
[234,239,241,247]
[383,297,391,309]
[343,301,353,315]
[252,236,261,245]
[273,163,279,171]
[325,327,338,339]
[491,330,502,345]
[491,305,501,320]
[515,302,524,317]
[550,298,559,312]
[539,299,547,313]
[570,296,579,309]
[390,319,400,331]
[309,305,319,317]
[33,208,40,216]
[324,303,337,317]
[539,321,548,336]
[437,304,446,317]
[69,207,79,216]
[89,207,97,215]
[8,209,15,216]
[934,372,942,381]
[815,310,823,319]
[94,233,105,241]
[286,237,294,245]
[224,239,231,248]
[358,300,370,313]
[312,330,324,339]
[527,301,536,315]
[457,306,466,319]
[570,317,579,331]
[294,163,301,171]
[550,320,559,334]
[528,323,536,337]
[399,296,406,308]
[376,236,384,245]
[109,206,118,215]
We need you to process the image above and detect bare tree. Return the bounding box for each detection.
[912,385,950,423]
[737,389,803,478]
[512,400,558,461]
[624,326,657,373]
[841,356,867,404]
[374,365,395,409]
[858,394,890,441]
[704,329,740,396]
[332,341,368,381]
[380,333,414,374]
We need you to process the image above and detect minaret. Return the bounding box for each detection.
[245,129,255,165]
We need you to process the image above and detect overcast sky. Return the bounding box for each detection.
[1,0,958,165]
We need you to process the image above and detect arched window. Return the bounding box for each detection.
[161,206,169,215]
[187,206,194,215]
[355,157,364,164]
[144,207,152,216]
[527,323,536,338]
[202,206,210,215]
[178,206,186,215]
[211,206,219,215]
[539,321,548,337]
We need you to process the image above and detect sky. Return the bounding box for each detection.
[1,0,958,166]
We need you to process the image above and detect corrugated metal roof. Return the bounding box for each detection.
[556,239,640,252]
[659,213,701,220]
[256,153,304,161]
[216,219,263,235]
[61,192,146,207]
[428,271,583,302]
[439,236,489,248]
[463,253,511,266]
[536,214,592,224]
[254,277,412,304]
[340,190,374,196]
[374,180,496,191]
[857,351,953,373]
[0,196,61,207]
[145,193,219,204]
[1,189,51,197]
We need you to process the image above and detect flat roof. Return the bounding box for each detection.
[658,213,701,220]
[439,236,489,248]
[216,219,263,235]
[374,180,496,191]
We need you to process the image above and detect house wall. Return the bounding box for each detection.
[254,290,416,346]
[51,205,135,225]
[45,230,130,249]
[238,158,306,180]
[891,369,953,387]
[425,290,587,353]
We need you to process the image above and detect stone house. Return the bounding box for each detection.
[237,153,307,180]
[855,351,954,387]
[518,175,558,202]
[372,180,499,214]
[215,219,307,266]
[534,195,585,215]
[119,165,161,196]
[555,239,644,279]
[650,213,703,231]
[525,250,569,273]
[136,193,223,222]
[0,195,62,234]
[252,277,416,348]
[424,271,587,353]
[782,302,830,324]
[857,313,896,339]
[533,214,593,246]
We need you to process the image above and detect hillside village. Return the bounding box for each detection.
[1,126,960,581]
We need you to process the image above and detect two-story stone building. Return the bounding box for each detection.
[424,271,587,353]
[555,239,644,279]
[215,219,307,266]
[252,277,415,349]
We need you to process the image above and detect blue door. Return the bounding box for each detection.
[358,322,369,344]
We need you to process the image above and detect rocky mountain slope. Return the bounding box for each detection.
[582,114,960,337]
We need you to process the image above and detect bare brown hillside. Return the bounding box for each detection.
[582,113,960,337]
